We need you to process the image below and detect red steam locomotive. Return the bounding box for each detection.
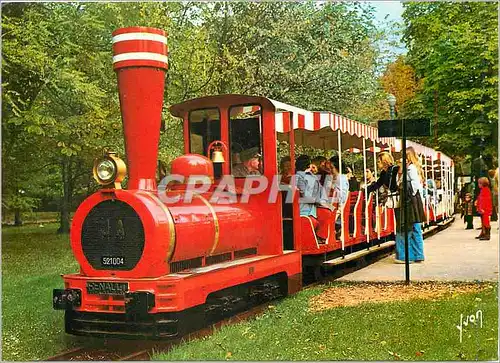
[53,26,454,339]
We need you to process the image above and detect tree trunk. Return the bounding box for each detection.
[14,208,22,226]
[58,157,71,234]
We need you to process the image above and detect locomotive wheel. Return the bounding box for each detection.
[204,272,288,324]
[314,265,326,281]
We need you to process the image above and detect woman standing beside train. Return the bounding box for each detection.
[404,147,426,263]
[393,148,426,263]
[367,150,425,263]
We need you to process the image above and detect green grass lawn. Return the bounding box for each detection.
[2,224,85,360]
[2,224,498,361]
[154,283,498,361]
[2,211,62,225]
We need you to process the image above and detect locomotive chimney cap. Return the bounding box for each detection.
[112,26,168,71]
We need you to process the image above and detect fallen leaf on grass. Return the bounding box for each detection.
[388,351,401,360]
[457,352,466,360]
[225,352,232,360]
[415,351,424,356]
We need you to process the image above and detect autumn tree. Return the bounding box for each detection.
[380,55,421,117]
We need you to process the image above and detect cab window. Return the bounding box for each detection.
[188,108,221,155]
[229,105,263,178]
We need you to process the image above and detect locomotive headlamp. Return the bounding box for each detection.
[96,159,116,182]
[93,152,127,189]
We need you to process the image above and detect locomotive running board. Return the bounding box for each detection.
[322,241,395,267]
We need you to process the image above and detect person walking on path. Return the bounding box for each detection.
[475,177,493,241]
[461,192,474,230]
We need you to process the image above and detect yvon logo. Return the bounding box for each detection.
[456,310,483,343]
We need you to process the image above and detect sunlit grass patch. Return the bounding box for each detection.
[2,223,82,360]
[154,282,498,361]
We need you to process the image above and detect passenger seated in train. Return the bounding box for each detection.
[279,156,292,184]
[367,152,399,206]
[346,166,360,192]
[329,156,349,237]
[312,156,332,188]
[231,142,244,169]
[232,147,261,177]
[362,167,378,229]
[295,155,335,243]
[361,168,376,189]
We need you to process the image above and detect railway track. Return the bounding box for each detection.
[45,302,276,361]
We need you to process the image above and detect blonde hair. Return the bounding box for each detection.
[406,146,424,182]
[478,177,490,187]
[377,152,395,170]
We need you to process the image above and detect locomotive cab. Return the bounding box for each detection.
[170,94,302,255]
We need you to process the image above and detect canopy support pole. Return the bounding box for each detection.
[363,138,368,244]
[337,129,344,250]
[441,158,445,218]
[424,154,429,226]
[373,144,380,241]
[451,162,455,215]
[431,154,435,222]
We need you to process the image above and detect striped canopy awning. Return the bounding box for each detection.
[271,99,396,147]
[232,98,452,165]
[393,140,453,165]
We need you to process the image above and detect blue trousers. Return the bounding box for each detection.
[410,222,425,261]
[395,223,424,261]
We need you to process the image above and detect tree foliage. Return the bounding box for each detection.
[2,2,382,230]
[402,2,498,159]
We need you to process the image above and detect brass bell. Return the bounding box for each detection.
[211,149,225,163]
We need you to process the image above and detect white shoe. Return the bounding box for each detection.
[394,259,413,264]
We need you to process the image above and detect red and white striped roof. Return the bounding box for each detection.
[271,99,395,146]
[112,27,168,70]
[231,99,453,165]
[393,139,452,165]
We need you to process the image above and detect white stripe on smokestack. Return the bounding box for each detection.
[113,52,169,64]
[112,32,168,44]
